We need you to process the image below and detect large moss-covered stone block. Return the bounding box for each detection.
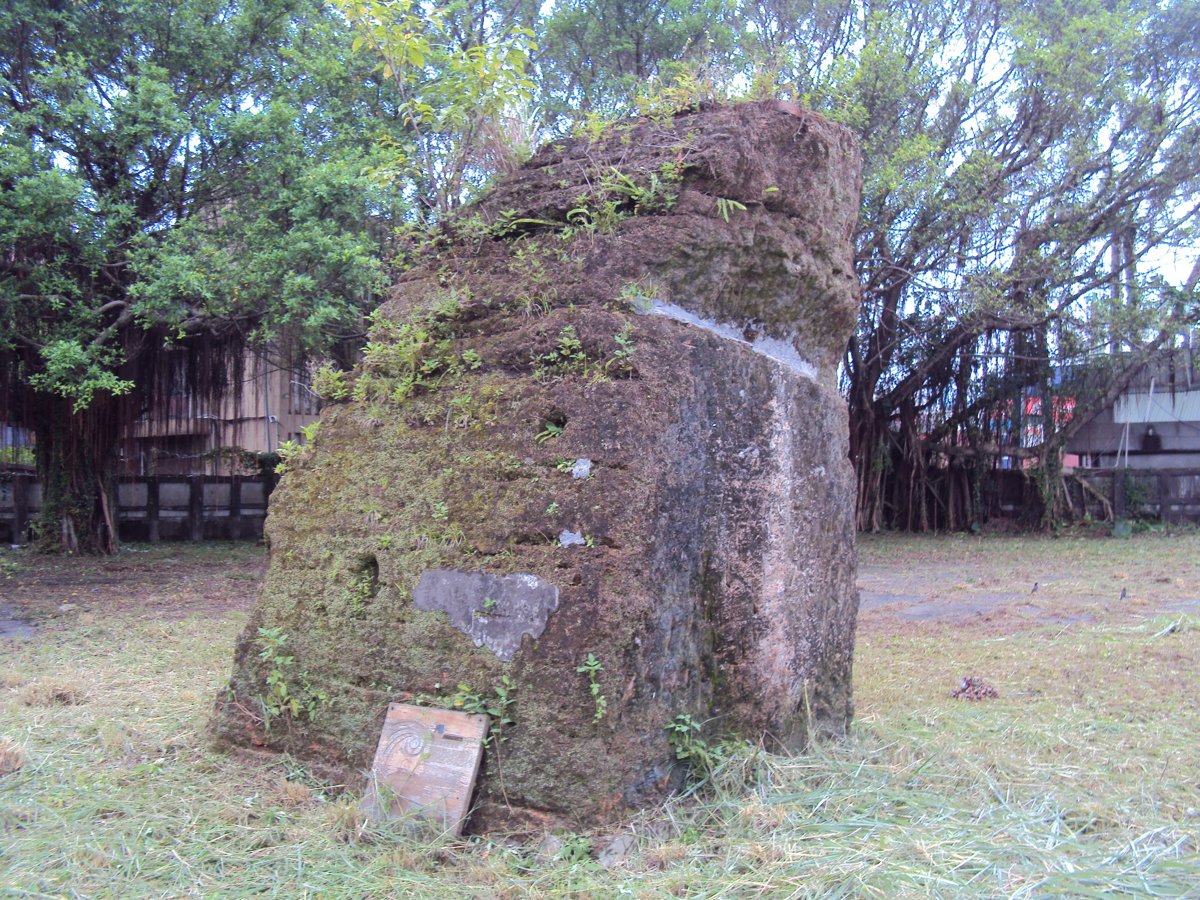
[213,101,862,828]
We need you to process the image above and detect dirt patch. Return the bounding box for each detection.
[857,531,1200,636]
[0,543,265,628]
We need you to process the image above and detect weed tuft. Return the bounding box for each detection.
[0,736,25,776]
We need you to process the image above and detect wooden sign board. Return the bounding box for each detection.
[362,703,489,836]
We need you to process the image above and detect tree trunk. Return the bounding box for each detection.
[33,396,121,555]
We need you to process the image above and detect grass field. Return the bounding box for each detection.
[2,535,1198,897]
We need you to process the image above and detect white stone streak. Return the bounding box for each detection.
[645,301,819,380]
[759,368,804,724]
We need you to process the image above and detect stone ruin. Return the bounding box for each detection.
[213,101,863,829]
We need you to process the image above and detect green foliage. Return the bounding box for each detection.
[561,164,683,238]
[273,422,320,477]
[274,441,302,476]
[665,713,720,779]
[555,834,594,863]
[300,422,322,446]
[713,197,747,223]
[576,653,607,723]
[619,279,659,313]
[601,166,680,215]
[0,0,397,551]
[606,323,637,376]
[538,0,740,121]
[534,326,588,380]
[254,627,330,730]
[330,0,536,217]
[533,321,637,383]
[1122,470,1158,520]
[419,676,516,747]
[26,341,135,414]
[312,364,352,402]
[351,305,480,406]
[343,566,377,617]
[506,243,558,317]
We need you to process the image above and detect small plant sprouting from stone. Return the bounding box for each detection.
[544,501,560,517]
[619,278,658,313]
[420,677,516,747]
[344,566,377,616]
[665,713,718,778]
[351,304,478,407]
[255,626,329,731]
[556,834,594,862]
[605,323,636,376]
[577,653,607,723]
[312,363,351,401]
[431,500,450,521]
[274,440,300,475]
[534,325,588,380]
[273,421,323,476]
[714,196,747,222]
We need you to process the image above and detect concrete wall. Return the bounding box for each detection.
[1068,392,1200,469]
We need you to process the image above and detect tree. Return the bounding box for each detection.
[330,0,539,219]
[521,0,1200,529]
[536,0,740,121]
[0,0,395,552]
[744,0,1200,529]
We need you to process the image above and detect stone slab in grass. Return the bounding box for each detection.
[362,703,488,836]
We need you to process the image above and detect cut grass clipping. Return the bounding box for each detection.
[1,539,1199,896]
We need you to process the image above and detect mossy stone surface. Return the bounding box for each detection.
[213,102,863,828]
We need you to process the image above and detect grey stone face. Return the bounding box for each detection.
[412,569,559,662]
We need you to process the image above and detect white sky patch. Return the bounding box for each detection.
[645,300,818,380]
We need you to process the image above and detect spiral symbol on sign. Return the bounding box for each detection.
[382,720,428,759]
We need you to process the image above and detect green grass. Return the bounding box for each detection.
[2,539,1199,896]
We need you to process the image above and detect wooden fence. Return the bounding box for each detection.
[1073,467,1200,524]
[1,475,276,545]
